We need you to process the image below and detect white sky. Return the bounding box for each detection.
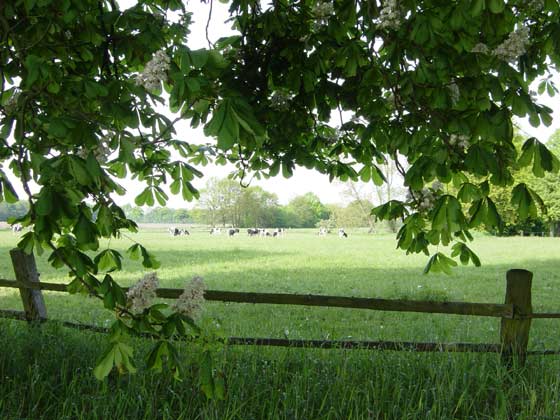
[5,1,560,208]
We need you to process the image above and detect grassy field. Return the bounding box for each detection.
[1,227,560,419]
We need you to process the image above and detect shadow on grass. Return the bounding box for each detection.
[1,319,560,420]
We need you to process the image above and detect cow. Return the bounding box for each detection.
[169,227,189,236]
[318,227,328,236]
[210,227,222,235]
[272,228,285,237]
[338,228,348,238]
[247,228,259,237]
[11,223,23,234]
[228,228,240,237]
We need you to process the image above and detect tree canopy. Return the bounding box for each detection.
[2,0,560,385]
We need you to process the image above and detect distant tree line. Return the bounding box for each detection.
[120,205,192,224]
[115,178,381,229]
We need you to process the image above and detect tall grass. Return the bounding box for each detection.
[1,228,560,418]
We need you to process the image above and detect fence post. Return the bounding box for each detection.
[500,269,532,367]
[10,248,47,322]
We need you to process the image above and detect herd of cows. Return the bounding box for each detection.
[9,223,348,238]
[167,226,349,238]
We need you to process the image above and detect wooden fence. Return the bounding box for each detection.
[1,249,560,365]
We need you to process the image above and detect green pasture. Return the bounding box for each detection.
[1,228,560,419]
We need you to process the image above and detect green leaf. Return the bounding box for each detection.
[488,0,504,13]
[73,213,99,249]
[190,49,209,68]
[94,345,116,380]
[423,252,458,275]
[511,183,537,220]
[204,99,239,150]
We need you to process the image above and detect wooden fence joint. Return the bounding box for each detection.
[9,249,47,322]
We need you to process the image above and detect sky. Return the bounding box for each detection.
[5,1,560,209]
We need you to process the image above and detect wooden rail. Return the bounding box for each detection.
[0,278,515,318]
[2,249,560,365]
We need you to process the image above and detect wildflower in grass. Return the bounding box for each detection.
[173,276,206,319]
[127,272,159,314]
[492,26,530,63]
[378,0,401,31]
[135,49,170,91]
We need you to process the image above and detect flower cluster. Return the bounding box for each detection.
[173,276,206,319]
[417,188,436,211]
[378,0,401,31]
[311,1,334,29]
[127,272,159,314]
[528,0,544,12]
[135,50,170,91]
[448,82,460,105]
[449,134,470,150]
[77,134,112,163]
[312,1,335,20]
[407,182,443,212]
[270,90,292,110]
[3,90,20,115]
[471,43,490,54]
[323,127,341,144]
[492,26,530,62]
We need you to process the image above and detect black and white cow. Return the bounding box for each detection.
[228,228,240,237]
[169,227,189,236]
[338,228,348,238]
[247,228,259,237]
[318,227,328,236]
[210,227,222,235]
[11,223,23,234]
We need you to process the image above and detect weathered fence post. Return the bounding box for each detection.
[500,269,532,367]
[10,249,47,322]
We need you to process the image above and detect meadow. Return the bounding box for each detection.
[1,227,560,419]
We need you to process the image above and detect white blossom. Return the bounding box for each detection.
[64,30,72,40]
[407,188,438,211]
[270,90,292,110]
[173,276,206,319]
[431,180,444,191]
[378,0,401,31]
[135,49,170,91]
[323,127,341,144]
[312,1,335,19]
[528,0,544,12]
[311,1,334,28]
[77,134,112,163]
[127,272,159,314]
[450,134,470,150]
[3,90,20,114]
[471,43,490,54]
[448,82,460,105]
[492,26,530,63]
[418,188,435,211]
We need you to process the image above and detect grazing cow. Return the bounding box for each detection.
[338,228,348,238]
[169,227,189,236]
[210,227,222,235]
[11,223,23,234]
[247,228,259,237]
[228,228,240,237]
[272,228,285,237]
